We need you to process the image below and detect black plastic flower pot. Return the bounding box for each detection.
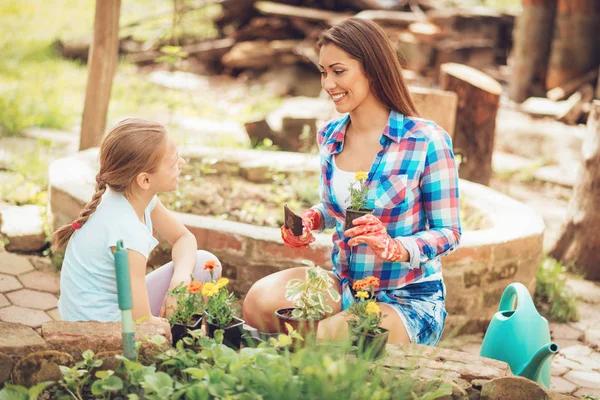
[350,326,390,360]
[344,208,373,232]
[171,313,204,347]
[206,316,246,350]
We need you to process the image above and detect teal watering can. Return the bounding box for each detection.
[480,282,558,389]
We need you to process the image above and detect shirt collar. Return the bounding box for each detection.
[323,110,405,156]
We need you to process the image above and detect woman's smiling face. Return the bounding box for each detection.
[319,44,372,114]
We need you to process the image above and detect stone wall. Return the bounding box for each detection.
[49,149,544,336]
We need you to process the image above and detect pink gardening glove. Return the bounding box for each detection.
[281,209,322,249]
[345,214,408,262]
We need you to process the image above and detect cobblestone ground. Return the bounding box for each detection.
[1,250,599,397]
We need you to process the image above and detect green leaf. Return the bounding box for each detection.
[183,368,208,380]
[91,380,106,396]
[0,386,28,400]
[103,376,124,391]
[27,381,54,400]
[142,371,174,396]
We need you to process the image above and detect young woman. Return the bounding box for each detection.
[243,18,461,346]
[54,118,221,334]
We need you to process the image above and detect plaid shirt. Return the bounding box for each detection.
[312,110,461,291]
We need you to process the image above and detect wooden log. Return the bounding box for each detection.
[254,1,350,25]
[80,0,121,151]
[546,0,600,90]
[508,0,556,103]
[439,63,502,186]
[557,83,594,125]
[126,38,235,64]
[221,40,302,69]
[549,100,600,280]
[397,32,435,73]
[354,10,426,26]
[546,68,598,101]
[409,86,457,137]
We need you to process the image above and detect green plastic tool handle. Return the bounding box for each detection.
[115,240,133,310]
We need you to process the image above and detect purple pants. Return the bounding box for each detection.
[145,250,222,317]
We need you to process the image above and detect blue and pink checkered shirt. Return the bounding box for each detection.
[312,110,461,291]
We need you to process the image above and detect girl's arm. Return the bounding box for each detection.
[151,198,197,286]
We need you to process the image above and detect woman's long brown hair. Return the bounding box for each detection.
[52,118,167,250]
[317,17,420,117]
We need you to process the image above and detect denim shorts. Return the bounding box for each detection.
[341,279,447,346]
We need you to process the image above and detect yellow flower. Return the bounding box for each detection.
[216,278,229,289]
[201,282,218,297]
[355,291,369,300]
[365,302,380,314]
[355,171,368,182]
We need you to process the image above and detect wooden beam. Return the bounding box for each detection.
[546,68,598,101]
[80,0,121,151]
[254,1,350,25]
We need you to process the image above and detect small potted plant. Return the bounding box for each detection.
[167,279,205,346]
[275,260,341,335]
[347,276,389,359]
[203,260,246,349]
[345,170,373,231]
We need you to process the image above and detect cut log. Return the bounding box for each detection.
[520,96,573,118]
[557,83,594,125]
[127,38,235,64]
[80,0,121,151]
[254,1,350,25]
[546,0,600,90]
[549,100,600,280]
[546,68,598,101]
[408,21,445,43]
[409,86,457,137]
[507,0,556,103]
[397,32,435,73]
[354,10,426,26]
[439,63,502,186]
[221,40,302,69]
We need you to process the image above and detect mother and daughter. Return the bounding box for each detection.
[55,18,460,347]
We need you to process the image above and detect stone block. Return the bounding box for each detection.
[42,321,170,361]
[563,370,600,389]
[550,323,583,342]
[0,294,9,308]
[480,376,549,400]
[46,308,61,321]
[12,350,74,387]
[0,322,47,358]
[0,252,35,276]
[0,205,47,252]
[550,376,578,394]
[6,289,58,311]
[19,270,60,293]
[0,306,52,328]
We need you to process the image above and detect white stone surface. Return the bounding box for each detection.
[0,205,46,252]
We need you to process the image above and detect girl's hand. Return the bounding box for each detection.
[344,214,409,262]
[280,209,321,248]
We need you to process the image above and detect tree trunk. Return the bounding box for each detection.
[79,0,121,151]
[546,0,600,90]
[439,63,502,186]
[508,0,556,103]
[549,100,600,281]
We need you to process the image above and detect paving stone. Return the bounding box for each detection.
[459,342,482,356]
[0,294,8,308]
[561,344,594,358]
[555,339,583,351]
[552,358,571,377]
[573,387,600,397]
[0,252,34,276]
[0,306,52,328]
[550,376,578,394]
[0,274,23,293]
[563,370,600,389]
[19,270,60,293]
[565,278,600,305]
[46,308,61,321]
[585,329,600,349]
[6,289,57,311]
[0,322,47,357]
[27,256,54,272]
[551,323,584,341]
[553,353,593,372]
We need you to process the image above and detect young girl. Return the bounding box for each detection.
[54,118,221,333]
[243,18,461,346]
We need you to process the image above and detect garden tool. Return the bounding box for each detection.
[114,240,137,360]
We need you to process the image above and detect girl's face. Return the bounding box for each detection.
[151,136,185,193]
[318,44,372,114]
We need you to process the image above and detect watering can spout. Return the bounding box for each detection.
[517,342,559,381]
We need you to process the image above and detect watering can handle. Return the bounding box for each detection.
[498,282,537,314]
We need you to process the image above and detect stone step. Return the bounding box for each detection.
[0,204,46,252]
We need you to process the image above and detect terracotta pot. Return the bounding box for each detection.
[206,315,246,350]
[344,208,373,231]
[171,313,203,347]
[274,307,319,336]
[349,323,389,360]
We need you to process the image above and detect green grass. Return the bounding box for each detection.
[535,257,580,323]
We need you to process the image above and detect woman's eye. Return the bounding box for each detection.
[334,70,344,75]
[320,71,326,76]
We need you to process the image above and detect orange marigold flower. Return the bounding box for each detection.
[352,279,367,291]
[204,260,218,271]
[364,276,380,289]
[187,281,202,294]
